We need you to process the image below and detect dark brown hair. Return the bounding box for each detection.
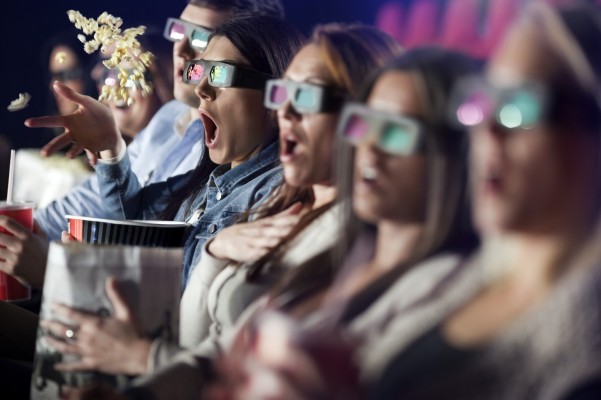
[187,0,284,18]
[161,15,304,220]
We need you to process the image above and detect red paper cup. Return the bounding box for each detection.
[0,201,34,301]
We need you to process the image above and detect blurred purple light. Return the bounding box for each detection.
[457,103,484,126]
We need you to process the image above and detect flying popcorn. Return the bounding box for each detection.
[66,10,154,105]
[7,93,31,112]
[55,52,67,64]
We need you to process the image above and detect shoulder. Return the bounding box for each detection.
[159,99,190,116]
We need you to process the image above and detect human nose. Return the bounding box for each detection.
[174,36,198,61]
[277,98,301,123]
[195,75,215,102]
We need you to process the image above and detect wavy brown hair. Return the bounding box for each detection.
[244,23,403,281]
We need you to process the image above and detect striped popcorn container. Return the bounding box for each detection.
[66,215,188,248]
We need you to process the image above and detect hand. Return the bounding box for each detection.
[61,231,77,244]
[40,277,152,376]
[24,81,123,160]
[0,218,49,287]
[206,313,361,400]
[206,350,317,400]
[207,203,305,263]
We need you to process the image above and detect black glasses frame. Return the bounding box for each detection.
[182,59,274,90]
[163,17,212,51]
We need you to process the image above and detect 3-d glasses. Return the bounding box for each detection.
[338,103,425,156]
[264,79,345,114]
[98,68,152,89]
[182,60,273,89]
[51,68,84,82]
[452,77,547,130]
[163,18,212,51]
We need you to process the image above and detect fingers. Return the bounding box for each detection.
[0,216,30,240]
[263,215,302,228]
[61,231,77,244]
[280,202,304,216]
[52,81,93,108]
[40,319,77,341]
[40,132,74,157]
[65,143,85,159]
[45,336,81,356]
[0,247,18,265]
[53,303,95,326]
[105,278,132,321]
[24,115,67,129]
[241,218,299,239]
[54,359,95,372]
[84,150,98,166]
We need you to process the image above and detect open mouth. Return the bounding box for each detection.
[482,164,504,194]
[280,132,300,162]
[199,110,219,148]
[360,165,378,182]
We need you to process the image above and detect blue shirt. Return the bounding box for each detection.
[95,141,283,288]
[35,100,203,240]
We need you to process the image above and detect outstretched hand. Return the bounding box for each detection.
[40,277,152,376]
[24,81,123,160]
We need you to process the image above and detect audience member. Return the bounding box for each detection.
[371,3,601,398]
[37,23,401,384]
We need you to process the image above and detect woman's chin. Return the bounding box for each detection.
[207,149,225,165]
[283,169,306,188]
[352,200,380,224]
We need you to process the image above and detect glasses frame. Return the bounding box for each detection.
[451,76,549,130]
[337,102,425,156]
[264,79,345,114]
[163,17,212,51]
[51,67,84,82]
[182,59,274,89]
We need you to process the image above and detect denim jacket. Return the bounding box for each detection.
[95,141,282,288]
[35,100,200,240]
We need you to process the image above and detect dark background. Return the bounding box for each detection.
[0,0,389,151]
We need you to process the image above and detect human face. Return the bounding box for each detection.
[173,5,231,108]
[94,45,164,138]
[276,44,342,187]
[49,46,85,115]
[469,22,599,235]
[353,71,428,224]
[194,36,272,166]
[107,74,163,139]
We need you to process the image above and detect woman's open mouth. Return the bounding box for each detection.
[199,110,219,149]
[280,132,300,162]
